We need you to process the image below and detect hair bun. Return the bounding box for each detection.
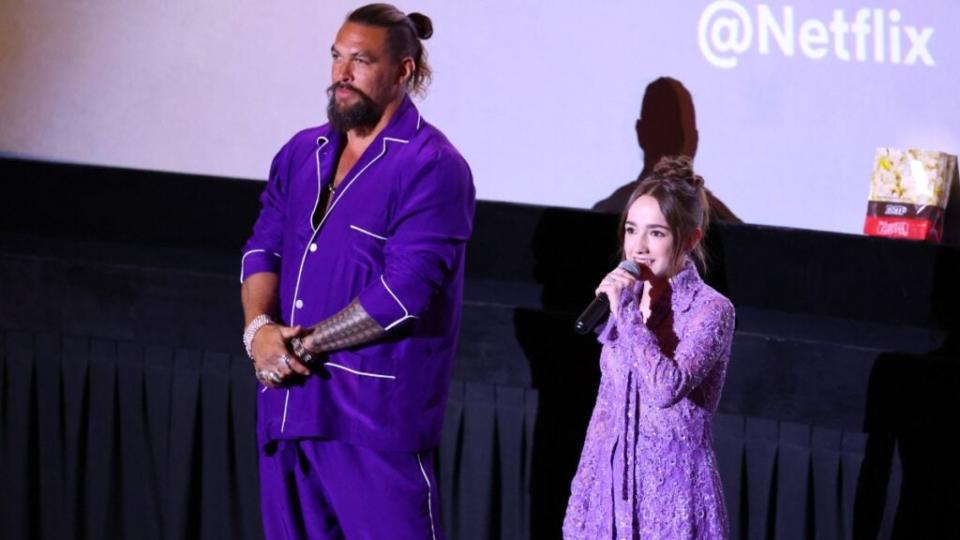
[407,12,433,39]
[652,155,703,189]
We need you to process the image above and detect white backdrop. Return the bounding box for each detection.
[1,0,958,233]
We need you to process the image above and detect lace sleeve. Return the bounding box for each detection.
[618,297,734,408]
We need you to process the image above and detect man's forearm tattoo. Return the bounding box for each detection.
[303,298,386,353]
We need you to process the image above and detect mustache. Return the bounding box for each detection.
[326,82,373,102]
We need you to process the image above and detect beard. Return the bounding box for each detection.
[326,83,384,133]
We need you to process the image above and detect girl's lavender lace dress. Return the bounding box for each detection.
[563,262,735,539]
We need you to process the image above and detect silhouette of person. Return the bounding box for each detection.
[593,77,740,223]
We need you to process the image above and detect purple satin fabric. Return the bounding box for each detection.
[241,95,475,452]
[259,439,443,540]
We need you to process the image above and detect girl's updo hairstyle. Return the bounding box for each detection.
[619,156,710,273]
[347,3,433,96]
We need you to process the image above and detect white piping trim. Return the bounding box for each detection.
[349,224,388,240]
[384,315,415,332]
[329,136,409,221]
[379,275,418,331]
[288,136,406,325]
[383,136,410,145]
[325,362,397,380]
[289,137,331,324]
[416,113,422,131]
[417,453,437,540]
[240,249,281,283]
[380,275,409,314]
[280,390,290,432]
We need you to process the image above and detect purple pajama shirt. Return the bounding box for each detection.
[242,95,475,539]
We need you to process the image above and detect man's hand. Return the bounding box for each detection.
[251,323,311,388]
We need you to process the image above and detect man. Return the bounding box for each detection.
[240,5,474,538]
[593,77,739,222]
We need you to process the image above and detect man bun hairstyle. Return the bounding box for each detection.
[347,3,433,96]
[406,12,433,39]
[620,155,711,273]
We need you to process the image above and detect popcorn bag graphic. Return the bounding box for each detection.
[864,148,958,242]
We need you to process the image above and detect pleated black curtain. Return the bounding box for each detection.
[439,381,538,540]
[0,330,262,540]
[3,328,917,540]
[6,160,958,539]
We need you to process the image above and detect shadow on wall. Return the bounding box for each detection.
[592,76,740,225]
[855,247,960,537]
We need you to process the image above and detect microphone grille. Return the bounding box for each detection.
[618,260,640,277]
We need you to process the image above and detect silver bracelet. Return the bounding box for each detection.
[243,314,274,359]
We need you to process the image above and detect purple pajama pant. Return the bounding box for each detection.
[259,439,444,540]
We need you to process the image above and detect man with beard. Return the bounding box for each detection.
[239,4,474,539]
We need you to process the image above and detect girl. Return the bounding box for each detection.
[564,156,735,539]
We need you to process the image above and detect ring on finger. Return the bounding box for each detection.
[267,371,282,384]
[280,354,292,370]
[291,337,316,365]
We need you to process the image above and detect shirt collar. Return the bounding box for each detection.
[381,94,421,142]
[667,259,702,313]
[624,258,702,310]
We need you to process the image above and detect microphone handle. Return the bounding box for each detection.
[573,261,639,335]
[574,292,610,335]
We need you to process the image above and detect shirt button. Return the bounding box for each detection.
[309,243,317,252]
[295,299,304,309]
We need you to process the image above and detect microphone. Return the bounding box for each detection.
[574,260,640,335]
